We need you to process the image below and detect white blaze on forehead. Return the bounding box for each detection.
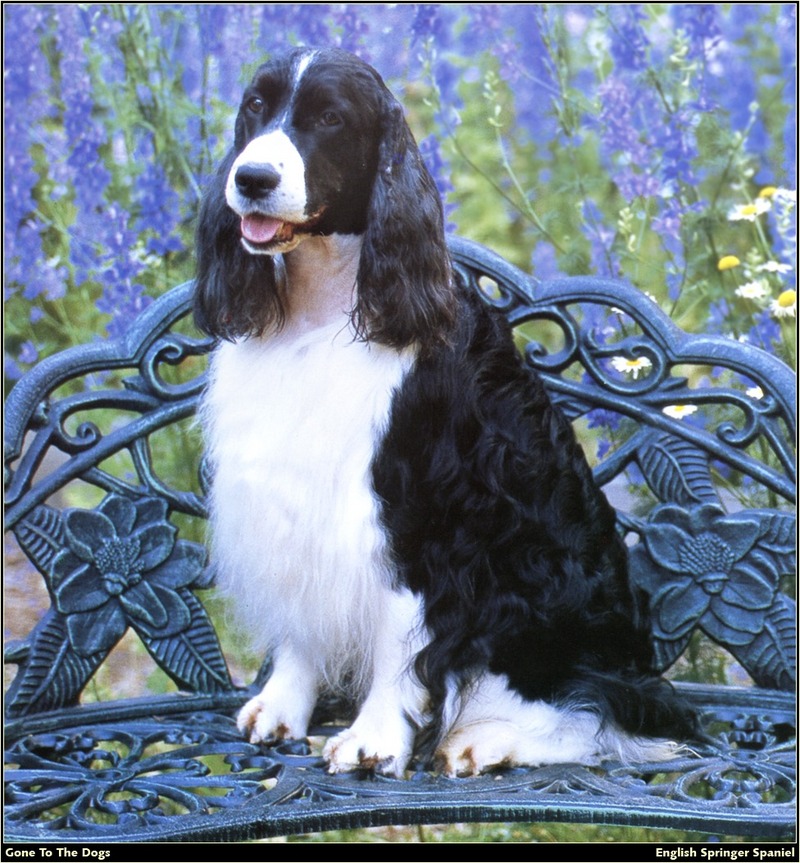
[225,129,308,222]
[293,50,317,87]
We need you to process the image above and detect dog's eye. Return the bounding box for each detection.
[318,110,342,127]
[245,97,265,114]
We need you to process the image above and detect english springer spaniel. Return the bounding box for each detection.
[195,47,694,777]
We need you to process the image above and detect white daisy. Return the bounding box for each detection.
[662,404,698,420]
[769,289,797,318]
[735,280,770,300]
[728,199,771,221]
[758,260,793,275]
[610,356,653,379]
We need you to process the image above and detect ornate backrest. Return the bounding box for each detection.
[452,239,796,692]
[4,237,796,719]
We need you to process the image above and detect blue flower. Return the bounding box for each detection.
[96,278,153,339]
[197,4,227,56]
[50,496,205,657]
[331,5,370,54]
[418,135,457,232]
[652,107,699,187]
[596,75,663,202]
[18,341,39,365]
[133,155,184,255]
[462,6,502,58]
[596,438,613,461]
[530,242,559,280]
[586,408,622,433]
[3,8,53,286]
[581,200,619,278]
[706,299,731,335]
[411,4,445,48]
[608,6,649,72]
[672,4,721,61]
[747,309,782,352]
[671,2,721,106]
[6,222,45,291]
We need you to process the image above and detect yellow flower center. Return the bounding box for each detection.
[778,289,797,308]
[759,186,778,198]
[718,255,741,271]
[740,204,758,216]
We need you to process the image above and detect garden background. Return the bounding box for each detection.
[4,4,797,382]
[3,2,797,844]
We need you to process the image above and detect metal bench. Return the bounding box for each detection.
[4,237,795,842]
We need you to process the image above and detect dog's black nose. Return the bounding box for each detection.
[235,164,281,199]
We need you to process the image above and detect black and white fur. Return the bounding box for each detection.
[196,47,694,777]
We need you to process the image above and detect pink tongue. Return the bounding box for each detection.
[241,214,282,244]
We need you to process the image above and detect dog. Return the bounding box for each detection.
[195,47,694,777]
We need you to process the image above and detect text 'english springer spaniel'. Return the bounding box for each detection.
[195,47,695,777]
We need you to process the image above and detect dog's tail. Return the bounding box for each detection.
[563,667,700,745]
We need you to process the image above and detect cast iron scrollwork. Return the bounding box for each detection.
[4,701,795,840]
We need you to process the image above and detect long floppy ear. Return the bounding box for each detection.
[194,151,282,341]
[354,99,457,353]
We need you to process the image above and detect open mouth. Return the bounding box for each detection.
[239,211,324,252]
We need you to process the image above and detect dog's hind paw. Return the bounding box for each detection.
[434,725,527,777]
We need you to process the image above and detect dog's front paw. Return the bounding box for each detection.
[237,692,309,745]
[323,718,413,778]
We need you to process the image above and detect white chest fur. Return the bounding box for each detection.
[202,321,414,689]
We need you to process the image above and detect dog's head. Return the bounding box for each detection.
[195,47,455,350]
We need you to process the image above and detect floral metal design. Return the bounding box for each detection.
[4,714,281,836]
[632,504,775,645]
[630,503,796,688]
[52,495,202,656]
[7,494,232,716]
[4,703,795,840]
[607,705,795,817]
